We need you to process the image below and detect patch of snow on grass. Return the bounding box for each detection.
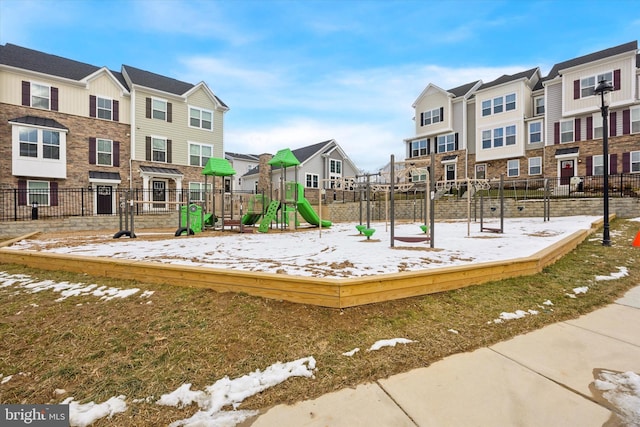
[367,338,414,351]
[63,395,127,427]
[595,266,629,281]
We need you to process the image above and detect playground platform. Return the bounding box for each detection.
[0,218,603,308]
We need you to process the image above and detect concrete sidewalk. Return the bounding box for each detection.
[249,287,640,426]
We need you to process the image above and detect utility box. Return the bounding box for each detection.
[181,204,203,233]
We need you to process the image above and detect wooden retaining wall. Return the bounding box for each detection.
[0,219,601,308]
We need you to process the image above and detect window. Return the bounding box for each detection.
[31,83,50,109]
[493,96,503,114]
[18,127,60,159]
[560,120,574,143]
[422,108,441,125]
[188,182,210,202]
[629,151,640,172]
[529,121,542,143]
[97,97,112,120]
[97,139,113,166]
[534,96,544,115]
[580,71,612,98]
[189,107,213,130]
[19,127,38,157]
[437,134,455,153]
[631,151,640,173]
[482,94,515,117]
[632,108,640,134]
[482,125,517,149]
[152,137,167,162]
[593,115,603,139]
[493,128,503,147]
[305,173,319,188]
[507,159,519,177]
[593,155,605,176]
[42,130,60,159]
[189,143,213,166]
[152,99,167,120]
[482,100,491,117]
[482,130,492,149]
[330,159,342,174]
[528,157,542,175]
[411,139,427,157]
[505,125,516,145]
[28,180,50,206]
[505,93,516,111]
[475,164,486,179]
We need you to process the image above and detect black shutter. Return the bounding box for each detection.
[586,116,593,140]
[454,133,459,151]
[50,87,58,111]
[586,156,593,176]
[440,107,444,122]
[89,137,96,164]
[623,152,631,173]
[420,112,424,126]
[554,122,560,144]
[22,81,30,106]
[166,139,172,163]
[573,80,580,99]
[146,136,151,161]
[167,102,173,123]
[113,100,119,122]
[610,154,618,175]
[610,111,617,137]
[146,97,151,118]
[623,109,630,135]
[113,141,120,167]
[426,138,430,155]
[50,182,58,206]
[574,118,581,141]
[18,180,27,205]
[89,95,97,117]
[613,69,621,91]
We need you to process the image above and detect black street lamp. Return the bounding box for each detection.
[594,79,614,246]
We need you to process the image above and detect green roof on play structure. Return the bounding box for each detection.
[202,157,236,176]
[268,148,300,167]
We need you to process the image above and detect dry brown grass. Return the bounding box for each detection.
[0,219,639,426]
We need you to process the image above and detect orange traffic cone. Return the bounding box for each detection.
[633,231,640,247]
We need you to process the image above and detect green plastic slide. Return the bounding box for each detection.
[297,197,331,227]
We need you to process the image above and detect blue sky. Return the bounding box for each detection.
[1,0,639,172]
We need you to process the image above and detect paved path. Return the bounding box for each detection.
[249,286,640,426]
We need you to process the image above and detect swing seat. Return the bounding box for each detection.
[394,236,430,243]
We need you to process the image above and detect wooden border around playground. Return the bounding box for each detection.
[0,219,603,308]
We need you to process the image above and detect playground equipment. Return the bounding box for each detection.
[388,154,434,247]
[479,174,505,233]
[202,157,236,230]
[113,191,136,238]
[258,182,331,233]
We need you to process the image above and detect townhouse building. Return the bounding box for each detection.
[406,41,640,188]
[0,43,227,217]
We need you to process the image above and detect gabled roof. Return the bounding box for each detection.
[8,115,68,130]
[477,67,539,91]
[225,152,260,161]
[544,41,638,81]
[448,80,482,98]
[122,64,228,107]
[0,43,101,81]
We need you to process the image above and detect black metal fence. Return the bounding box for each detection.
[2,174,639,222]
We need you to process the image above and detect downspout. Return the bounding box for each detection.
[129,88,135,190]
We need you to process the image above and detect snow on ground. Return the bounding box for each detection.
[5,217,600,278]
[1,215,638,426]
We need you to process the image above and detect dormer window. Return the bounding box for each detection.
[534,96,545,115]
[97,97,113,120]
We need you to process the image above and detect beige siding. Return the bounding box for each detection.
[87,73,131,124]
[562,55,635,116]
[133,88,225,164]
[414,88,450,134]
[0,70,22,104]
